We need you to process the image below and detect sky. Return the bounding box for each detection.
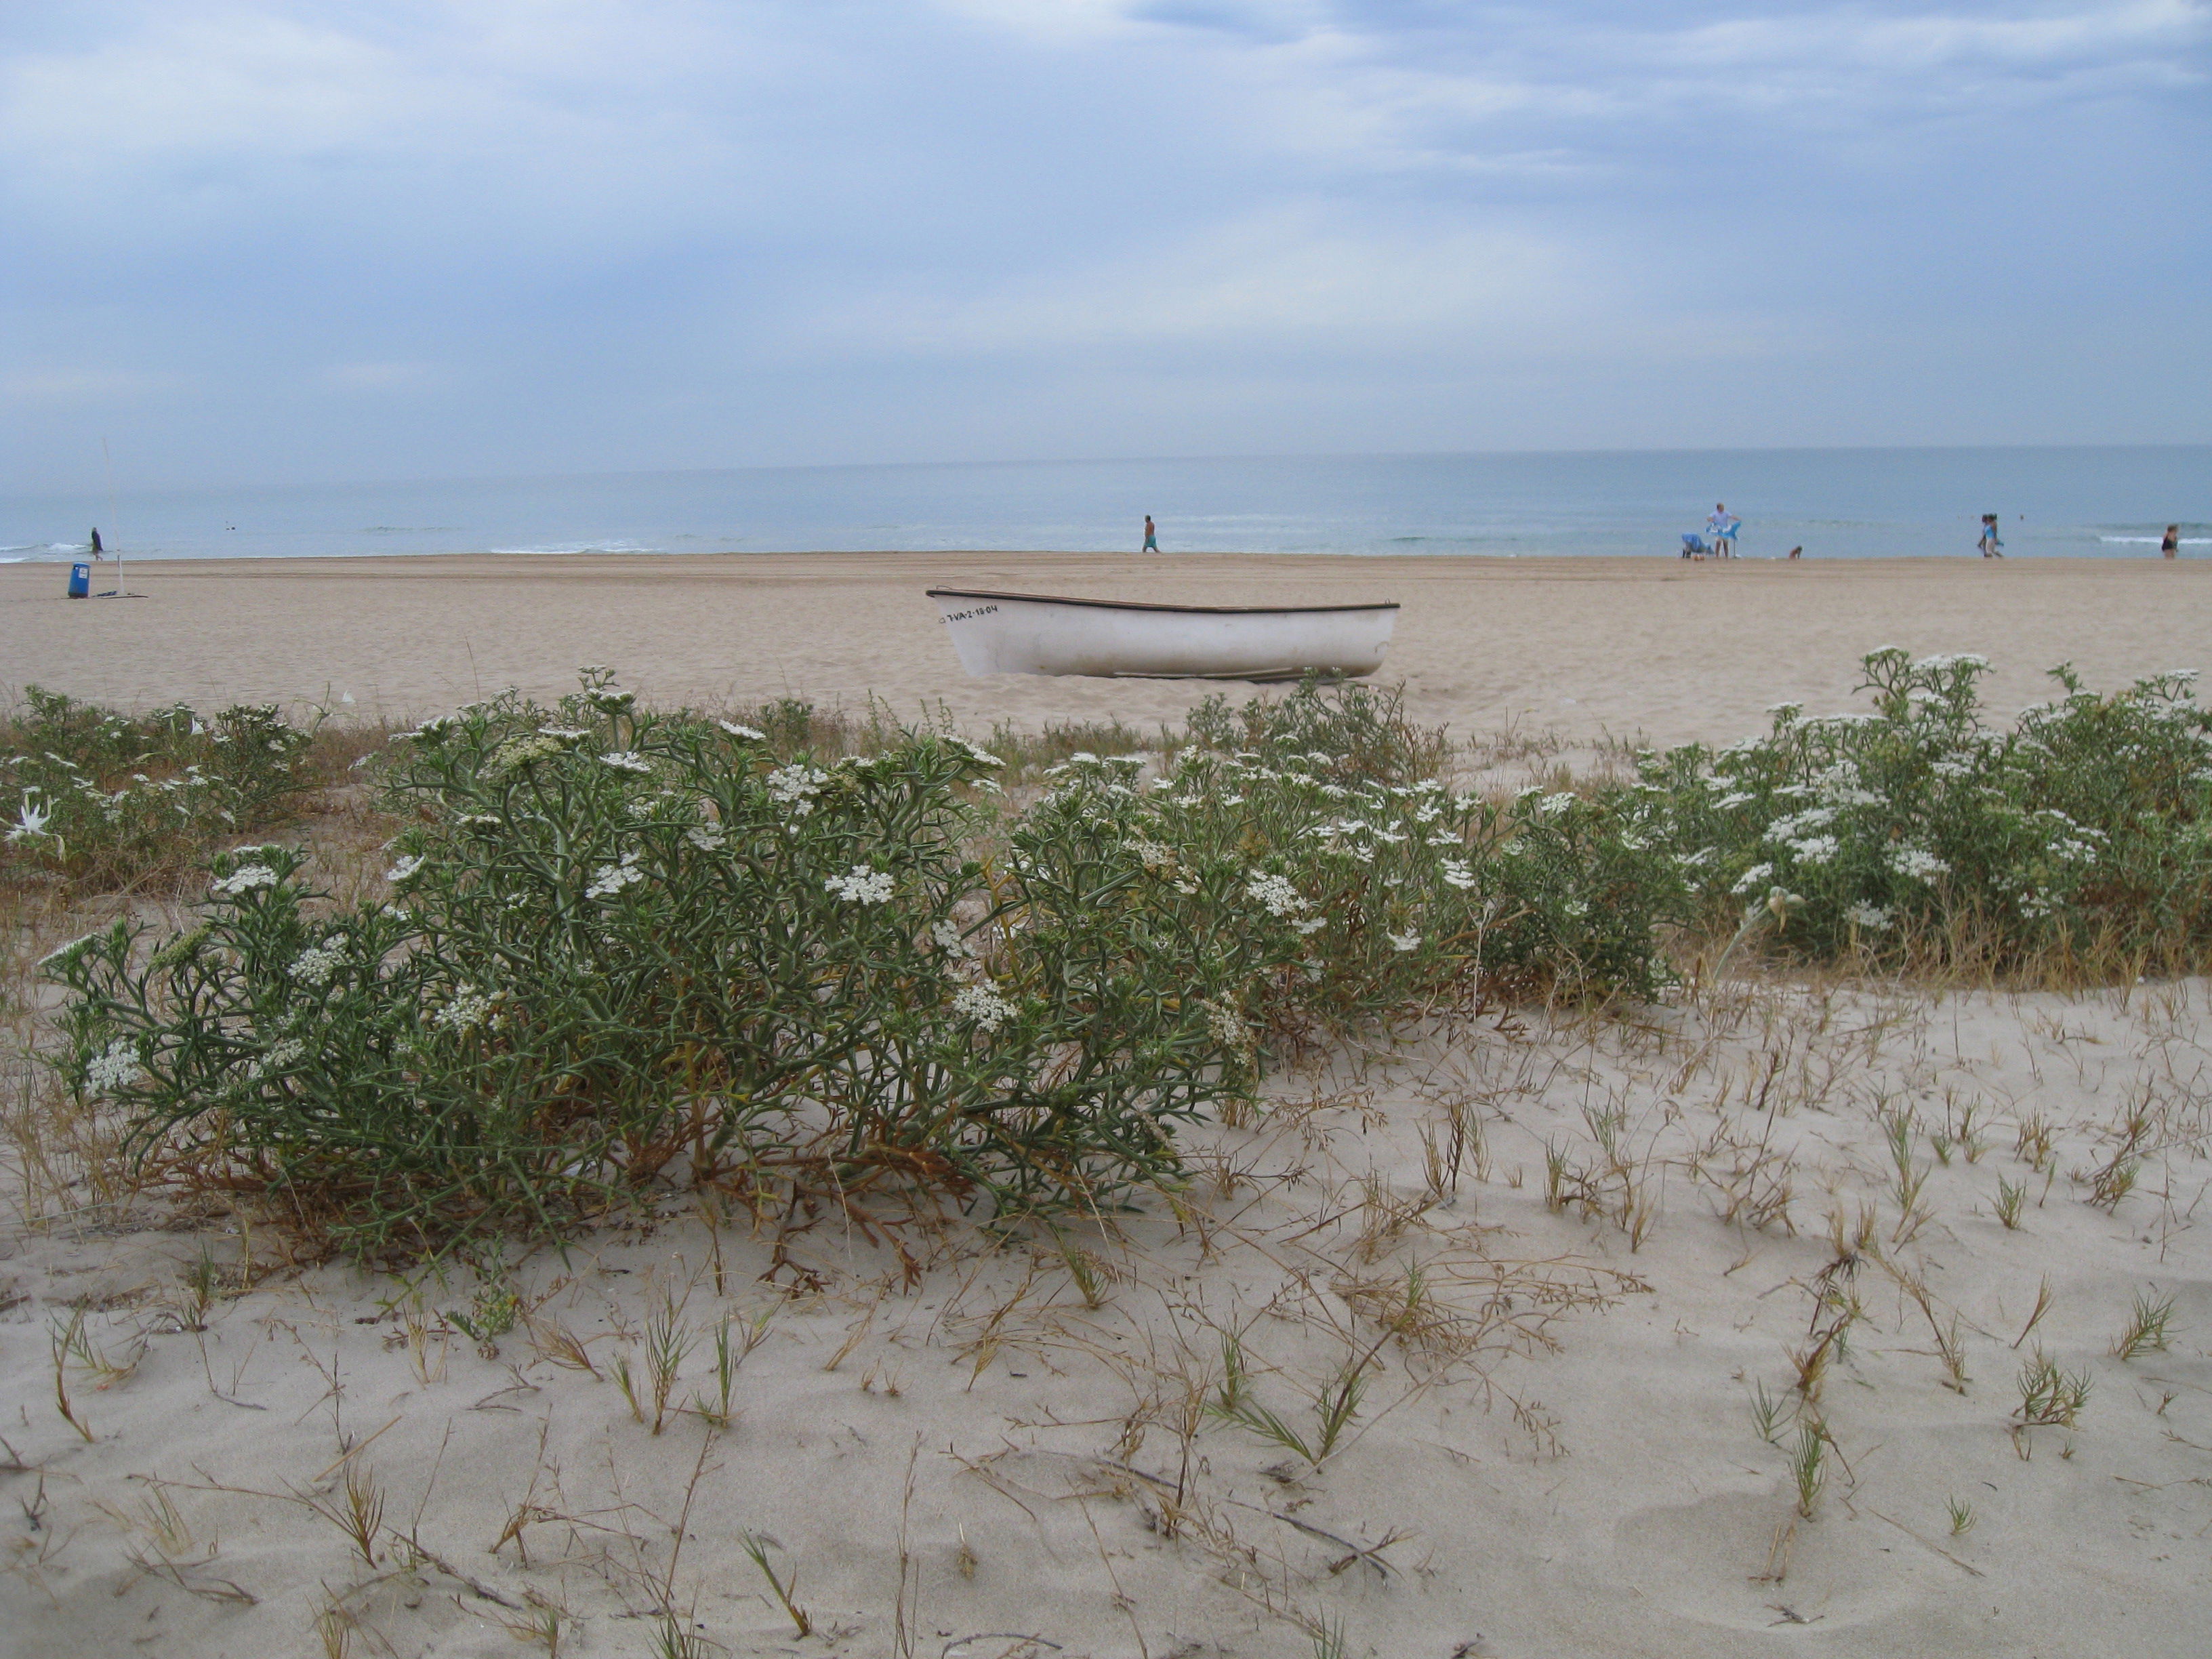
[2,1,2207,491]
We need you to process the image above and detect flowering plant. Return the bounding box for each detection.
[48,674,1248,1255]
[1,686,317,888]
[1638,650,2212,963]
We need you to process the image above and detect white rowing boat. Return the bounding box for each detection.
[927,588,1399,681]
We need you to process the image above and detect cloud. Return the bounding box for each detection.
[0,1,2205,486]
[804,207,1586,354]
[0,5,758,252]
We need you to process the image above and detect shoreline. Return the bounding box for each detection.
[4,553,2212,571]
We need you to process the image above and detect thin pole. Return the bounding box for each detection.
[102,438,122,596]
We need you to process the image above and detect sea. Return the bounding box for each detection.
[2,447,2205,565]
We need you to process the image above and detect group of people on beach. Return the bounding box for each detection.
[1687,510,2190,561]
[1982,518,2186,558]
[1134,511,2190,560]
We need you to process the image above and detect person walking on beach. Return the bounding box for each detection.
[2163,525,2181,560]
[1142,515,1159,553]
[1978,514,2004,558]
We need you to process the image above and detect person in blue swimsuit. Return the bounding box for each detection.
[1978,514,2004,558]
[1143,515,1159,552]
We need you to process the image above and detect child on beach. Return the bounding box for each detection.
[1978,514,2004,558]
[2164,525,2181,559]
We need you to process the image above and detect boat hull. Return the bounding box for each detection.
[927,589,1398,681]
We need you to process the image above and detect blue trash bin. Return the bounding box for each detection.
[68,562,91,598]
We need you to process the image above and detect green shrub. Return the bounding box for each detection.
[1023,745,1677,1057]
[65,649,2211,1265]
[1636,649,2212,966]
[2,685,318,889]
[43,674,1677,1259]
[43,675,1256,1256]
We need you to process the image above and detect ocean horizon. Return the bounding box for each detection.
[3,445,2205,566]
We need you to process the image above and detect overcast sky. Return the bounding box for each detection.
[3,1,2207,490]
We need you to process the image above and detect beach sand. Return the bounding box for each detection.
[5,552,2212,1658]
[6,550,2209,750]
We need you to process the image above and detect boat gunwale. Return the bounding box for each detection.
[925,588,1399,617]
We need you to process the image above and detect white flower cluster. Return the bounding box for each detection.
[586,851,646,898]
[248,1037,306,1079]
[491,733,567,775]
[38,932,100,972]
[1886,846,1950,882]
[1441,859,1477,890]
[384,854,426,886]
[396,714,454,743]
[766,764,828,817]
[1843,901,1892,932]
[718,720,766,741]
[2035,809,2106,864]
[949,737,1005,769]
[1387,930,1422,952]
[212,862,281,897]
[951,983,1017,1031]
[1730,861,1774,896]
[1786,835,1840,867]
[1128,838,1178,874]
[83,1038,144,1097]
[1202,999,1249,1050]
[931,919,974,958]
[684,825,727,852]
[1765,806,1837,842]
[291,939,348,987]
[434,985,504,1033]
[825,865,895,905]
[1247,871,1328,933]
[601,751,653,774]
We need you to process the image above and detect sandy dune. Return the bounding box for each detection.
[5,552,2212,1657]
[7,981,2209,1657]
